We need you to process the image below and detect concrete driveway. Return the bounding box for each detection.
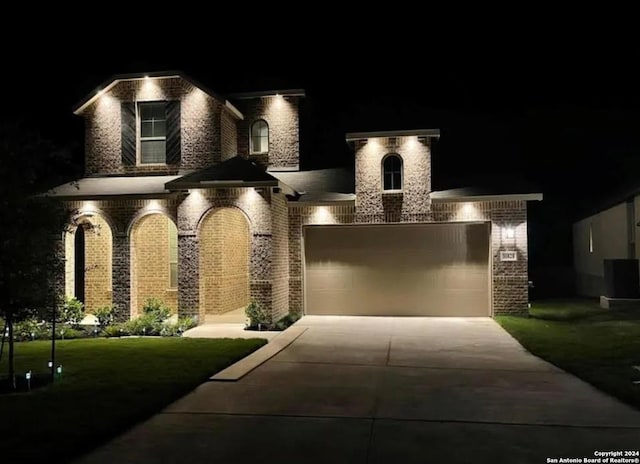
[78,316,640,463]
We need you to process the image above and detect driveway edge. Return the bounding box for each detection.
[210,326,308,381]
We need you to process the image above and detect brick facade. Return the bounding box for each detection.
[82,77,240,176]
[355,136,432,223]
[82,215,113,312]
[130,213,178,315]
[199,208,250,317]
[61,73,533,324]
[235,96,301,169]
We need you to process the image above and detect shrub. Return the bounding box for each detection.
[177,316,197,332]
[56,327,85,340]
[103,324,126,338]
[60,297,85,327]
[123,313,164,336]
[13,318,49,341]
[142,298,171,323]
[273,313,301,331]
[94,306,115,327]
[245,302,270,329]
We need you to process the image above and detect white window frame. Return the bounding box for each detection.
[381,153,403,192]
[138,101,167,165]
[250,119,269,154]
[168,221,178,289]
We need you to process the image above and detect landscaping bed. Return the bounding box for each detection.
[497,299,640,410]
[0,337,266,462]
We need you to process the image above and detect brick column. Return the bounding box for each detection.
[250,233,272,323]
[111,233,130,322]
[178,233,200,321]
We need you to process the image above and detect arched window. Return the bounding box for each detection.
[250,120,269,154]
[383,154,403,191]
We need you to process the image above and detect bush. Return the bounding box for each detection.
[142,298,171,323]
[56,326,85,340]
[103,324,127,338]
[123,313,164,336]
[245,302,270,330]
[94,306,115,327]
[155,317,197,337]
[13,318,49,341]
[273,313,301,331]
[60,297,85,327]
[177,317,197,332]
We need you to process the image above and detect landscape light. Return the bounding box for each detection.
[57,365,63,375]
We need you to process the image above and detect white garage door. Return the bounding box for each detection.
[304,222,490,316]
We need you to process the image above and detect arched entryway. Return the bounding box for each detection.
[130,213,178,316]
[199,207,250,319]
[64,214,113,312]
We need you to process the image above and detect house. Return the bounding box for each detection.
[50,71,542,323]
[573,186,640,297]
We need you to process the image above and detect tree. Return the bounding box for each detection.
[0,123,70,389]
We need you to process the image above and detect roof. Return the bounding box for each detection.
[165,156,279,189]
[293,192,356,204]
[346,129,441,141]
[430,187,543,202]
[73,71,243,119]
[574,178,640,221]
[229,89,306,99]
[47,175,180,199]
[269,168,354,194]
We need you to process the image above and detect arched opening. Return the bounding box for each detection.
[74,226,85,303]
[382,154,403,191]
[130,213,178,316]
[199,208,250,321]
[250,119,269,154]
[64,214,113,313]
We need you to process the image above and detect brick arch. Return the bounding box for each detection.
[195,203,253,238]
[130,212,178,317]
[126,206,177,238]
[64,212,113,313]
[198,207,250,320]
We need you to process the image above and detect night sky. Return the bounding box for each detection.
[3,34,640,294]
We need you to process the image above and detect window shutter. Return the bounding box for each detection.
[166,101,181,165]
[121,102,136,165]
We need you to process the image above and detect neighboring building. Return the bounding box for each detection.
[50,71,542,323]
[573,190,639,297]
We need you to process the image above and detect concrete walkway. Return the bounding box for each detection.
[77,316,640,463]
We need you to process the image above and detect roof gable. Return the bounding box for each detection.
[73,71,243,119]
[165,156,279,189]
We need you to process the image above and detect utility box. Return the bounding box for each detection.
[603,259,640,298]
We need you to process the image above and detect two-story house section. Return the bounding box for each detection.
[50,71,542,324]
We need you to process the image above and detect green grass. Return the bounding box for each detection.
[497,299,640,410]
[0,337,266,462]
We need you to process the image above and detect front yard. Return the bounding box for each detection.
[497,299,640,410]
[0,337,266,463]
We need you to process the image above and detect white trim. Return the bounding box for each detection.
[346,129,440,141]
[74,75,181,115]
[224,101,244,120]
[430,193,543,202]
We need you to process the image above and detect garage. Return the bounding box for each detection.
[303,222,491,316]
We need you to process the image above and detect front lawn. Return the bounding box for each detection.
[0,337,266,463]
[497,299,640,410]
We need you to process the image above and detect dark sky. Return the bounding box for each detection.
[3,33,640,280]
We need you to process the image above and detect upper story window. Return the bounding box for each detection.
[139,102,167,164]
[383,154,403,191]
[250,120,269,154]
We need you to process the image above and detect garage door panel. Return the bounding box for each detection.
[304,223,490,317]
